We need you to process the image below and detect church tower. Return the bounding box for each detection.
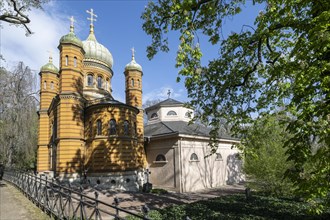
[56,17,85,177]
[37,54,59,172]
[124,49,144,143]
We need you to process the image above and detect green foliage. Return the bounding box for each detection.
[240,114,295,196]
[142,0,330,212]
[150,188,168,195]
[159,194,330,220]
[126,210,162,220]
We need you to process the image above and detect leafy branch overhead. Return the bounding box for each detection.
[0,0,48,35]
[142,0,330,213]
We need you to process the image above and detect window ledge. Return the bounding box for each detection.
[153,161,168,164]
[189,160,200,162]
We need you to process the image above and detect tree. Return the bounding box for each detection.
[142,0,329,212]
[0,62,39,169]
[241,114,294,196]
[0,0,49,35]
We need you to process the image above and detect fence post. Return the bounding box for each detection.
[114,196,119,219]
[142,204,150,219]
[94,191,99,220]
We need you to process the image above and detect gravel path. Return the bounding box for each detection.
[0,180,49,220]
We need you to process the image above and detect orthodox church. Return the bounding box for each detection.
[37,11,146,190]
[37,10,243,192]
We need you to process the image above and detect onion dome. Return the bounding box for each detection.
[59,18,83,48]
[40,55,58,73]
[125,48,142,72]
[82,24,113,68]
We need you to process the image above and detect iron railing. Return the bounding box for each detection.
[3,170,150,220]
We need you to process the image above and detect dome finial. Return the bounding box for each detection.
[131,47,135,61]
[87,8,97,34]
[69,16,76,33]
[47,50,53,63]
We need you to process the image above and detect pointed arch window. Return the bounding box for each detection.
[50,81,54,90]
[74,57,77,67]
[123,120,129,135]
[97,76,103,88]
[65,55,68,66]
[137,79,140,88]
[43,81,47,89]
[87,74,93,86]
[109,119,116,135]
[131,78,134,87]
[96,119,102,136]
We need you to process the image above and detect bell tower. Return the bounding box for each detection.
[124,49,146,167]
[56,16,85,177]
[124,49,143,139]
[37,53,59,173]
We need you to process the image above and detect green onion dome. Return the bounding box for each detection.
[40,62,58,73]
[59,23,83,48]
[40,56,58,73]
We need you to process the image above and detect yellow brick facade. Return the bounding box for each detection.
[37,22,146,184]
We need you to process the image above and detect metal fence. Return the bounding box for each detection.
[3,170,150,220]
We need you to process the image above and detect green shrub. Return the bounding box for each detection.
[150,188,168,195]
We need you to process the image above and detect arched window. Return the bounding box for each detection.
[109,119,116,135]
[131,78,134,87]
[185,111,192,118]
[87,74,93,86]
[50,81,54,90]
[134,122,137,135]
[43,81,47,89]
[151,113,158,119]
[167,110,177,116]
[65,55,68,66]
[137,79,140,87]
[97,76,102,88]
[123,120,129,135]
[156,154,166,161]
[96,119,102,136]
[216,153,223,161]
[190,153,199,161]
[74,57,77,67]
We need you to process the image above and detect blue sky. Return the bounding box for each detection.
[1,0,264,104]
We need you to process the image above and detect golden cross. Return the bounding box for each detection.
[86,8,97,25]
[131,47,135,59]
[47,50,53,63]
[69,16,76,27]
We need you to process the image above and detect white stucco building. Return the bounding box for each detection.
[144,98,244,192]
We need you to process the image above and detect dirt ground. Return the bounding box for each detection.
[0,180,49,220]
[82,184,245,214]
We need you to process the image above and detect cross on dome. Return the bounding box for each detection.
[131,47,135,60]
[69,16,76,32]
[86,8,97,25]
[47,50,53,63]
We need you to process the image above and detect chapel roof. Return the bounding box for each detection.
[145,98,184,112]
[144,121,237,141]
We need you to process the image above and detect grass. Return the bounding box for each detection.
[148,194,330,220]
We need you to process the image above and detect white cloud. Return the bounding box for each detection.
[0,4,69,72]
[143,86,184,104]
